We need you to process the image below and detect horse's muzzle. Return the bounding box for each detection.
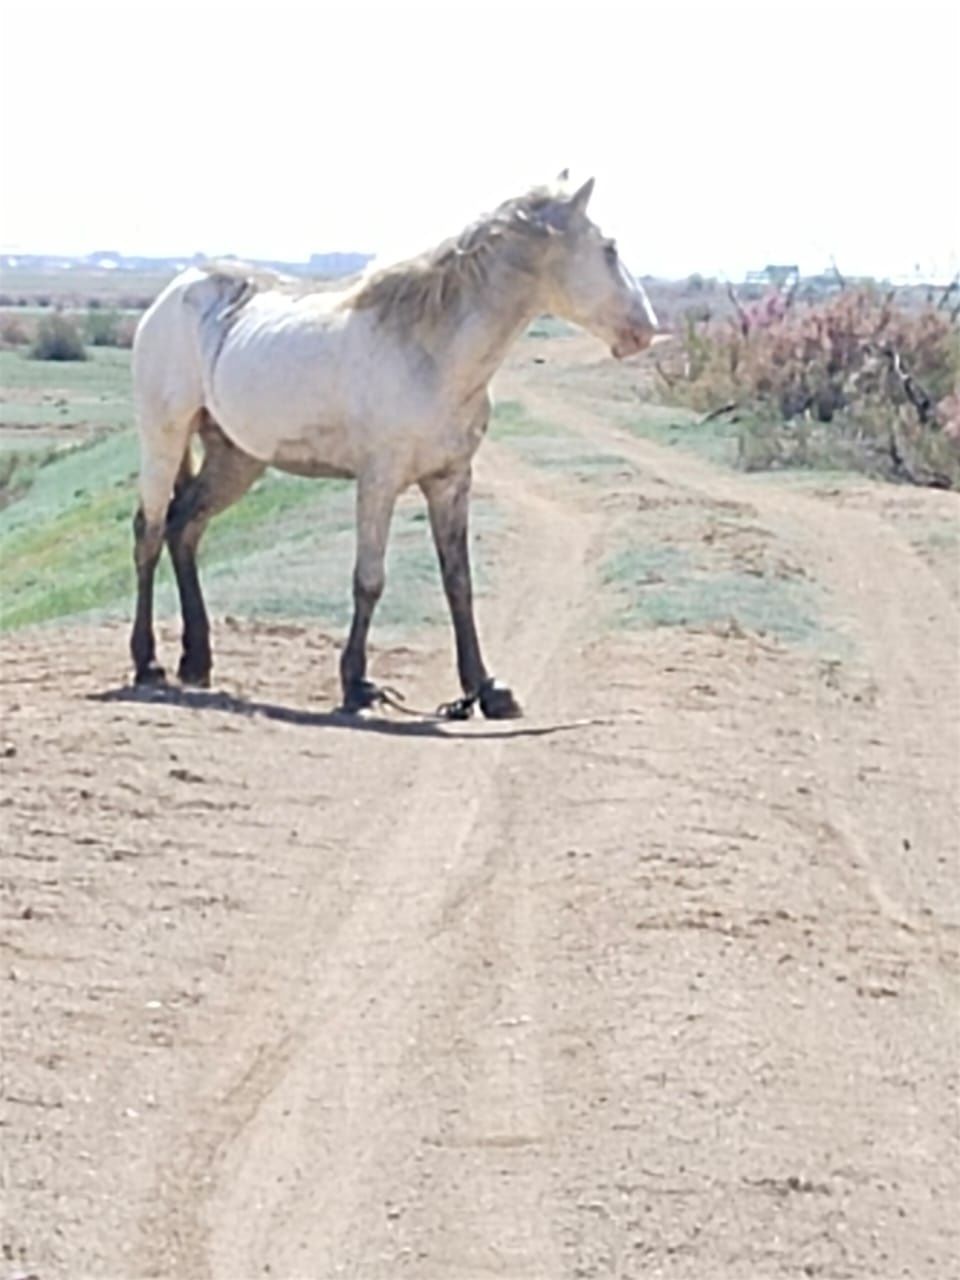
[611,328,670,360]
[611,326,658,359]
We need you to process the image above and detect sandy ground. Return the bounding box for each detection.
[2,343,959,1280]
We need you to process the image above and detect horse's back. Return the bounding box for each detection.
[133,264,460,482]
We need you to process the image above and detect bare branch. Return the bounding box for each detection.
[726,283,750,337]
[881,344,934,426]
[700,402,740,423]
[937,275,959,311]
[885,420,952,488]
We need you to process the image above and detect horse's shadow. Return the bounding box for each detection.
[89,683,600,742]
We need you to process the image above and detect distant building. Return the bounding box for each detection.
[745,264,800,289]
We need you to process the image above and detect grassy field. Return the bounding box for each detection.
[0,341,849,649]
[0,429,496,634]
[492,396,836,648]
[491,398,639,482]
[621,401,742,467]
[0,267,172,308]
[601,539,823,643]
[0,347,133,441]
[0,345,499,635]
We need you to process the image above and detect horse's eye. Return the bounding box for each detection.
[603,240,618,263]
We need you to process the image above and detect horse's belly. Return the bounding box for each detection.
[271,439,355,480]
[267,424,357,478]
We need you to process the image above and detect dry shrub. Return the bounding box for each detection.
[30,313,87,361]
[84,307,122,346]
[114,314,137,348]
[83,307,135,347]
[657,286,960,488]
[0,312,31,346]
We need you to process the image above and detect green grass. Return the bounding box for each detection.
[491,399,634,480]
[492,396,835,647]
[192,484,497,633]
[489,399,565,439]
[0,430,137,527]
[0,418,499,634]
[0,445,62,509]
[194,494,493,633]
[920,525,960,551]
[0,346,133,437]
[0,430,153,628]
[524,316,576,339]
[0,338,506,634]
[0,345,131,395]
[620,402,741,467]
[603,541,822,644]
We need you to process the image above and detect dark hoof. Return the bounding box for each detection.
[134,662,167,686]
[479,681,523,720]
[340,679,387,714]
[178,659,211,688]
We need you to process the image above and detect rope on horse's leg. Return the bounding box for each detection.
[435,693,477,721]
[436,677,495,721]
[366,684,454,721]
[364,677,496,722]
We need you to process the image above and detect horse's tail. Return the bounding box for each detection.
[133,264,262,398]
[181,266,261,336]
[129,268,243,525]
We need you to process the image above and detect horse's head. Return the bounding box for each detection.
[517,176,660,359]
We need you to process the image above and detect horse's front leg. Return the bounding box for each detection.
[421,466,522,719]
[339,474,398,712]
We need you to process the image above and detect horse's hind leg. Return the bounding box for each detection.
[131,414,198,684]
[420,465,521,719]
[166,415,265,686]
[131,508,169,683]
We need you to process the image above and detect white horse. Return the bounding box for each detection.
[130,175,659,717]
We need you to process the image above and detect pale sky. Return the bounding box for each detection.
[1,0,957,280]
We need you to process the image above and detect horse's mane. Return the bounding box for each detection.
[342,187,558,334]
[197,259,356,298]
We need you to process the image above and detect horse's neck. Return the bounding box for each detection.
[440,259,542,391]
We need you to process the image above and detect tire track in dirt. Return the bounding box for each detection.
[5,356,958,1278]
[507,371,960,940]
[485,364,960,1274]
[154,446,595,1278]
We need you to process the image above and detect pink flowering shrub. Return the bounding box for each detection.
[658,286,960,488]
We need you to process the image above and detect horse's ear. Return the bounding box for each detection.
[556,167,570,183]
[569,177,595,213]
[518,174,595,236]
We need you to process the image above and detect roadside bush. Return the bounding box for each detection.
[656,285,960,488]
[118,294,155,311]
[84,307,124,347]
[0,312,30,345]
[30,313,87,361]
[114,314,138,348]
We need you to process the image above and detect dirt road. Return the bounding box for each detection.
[3,344,958,1279]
